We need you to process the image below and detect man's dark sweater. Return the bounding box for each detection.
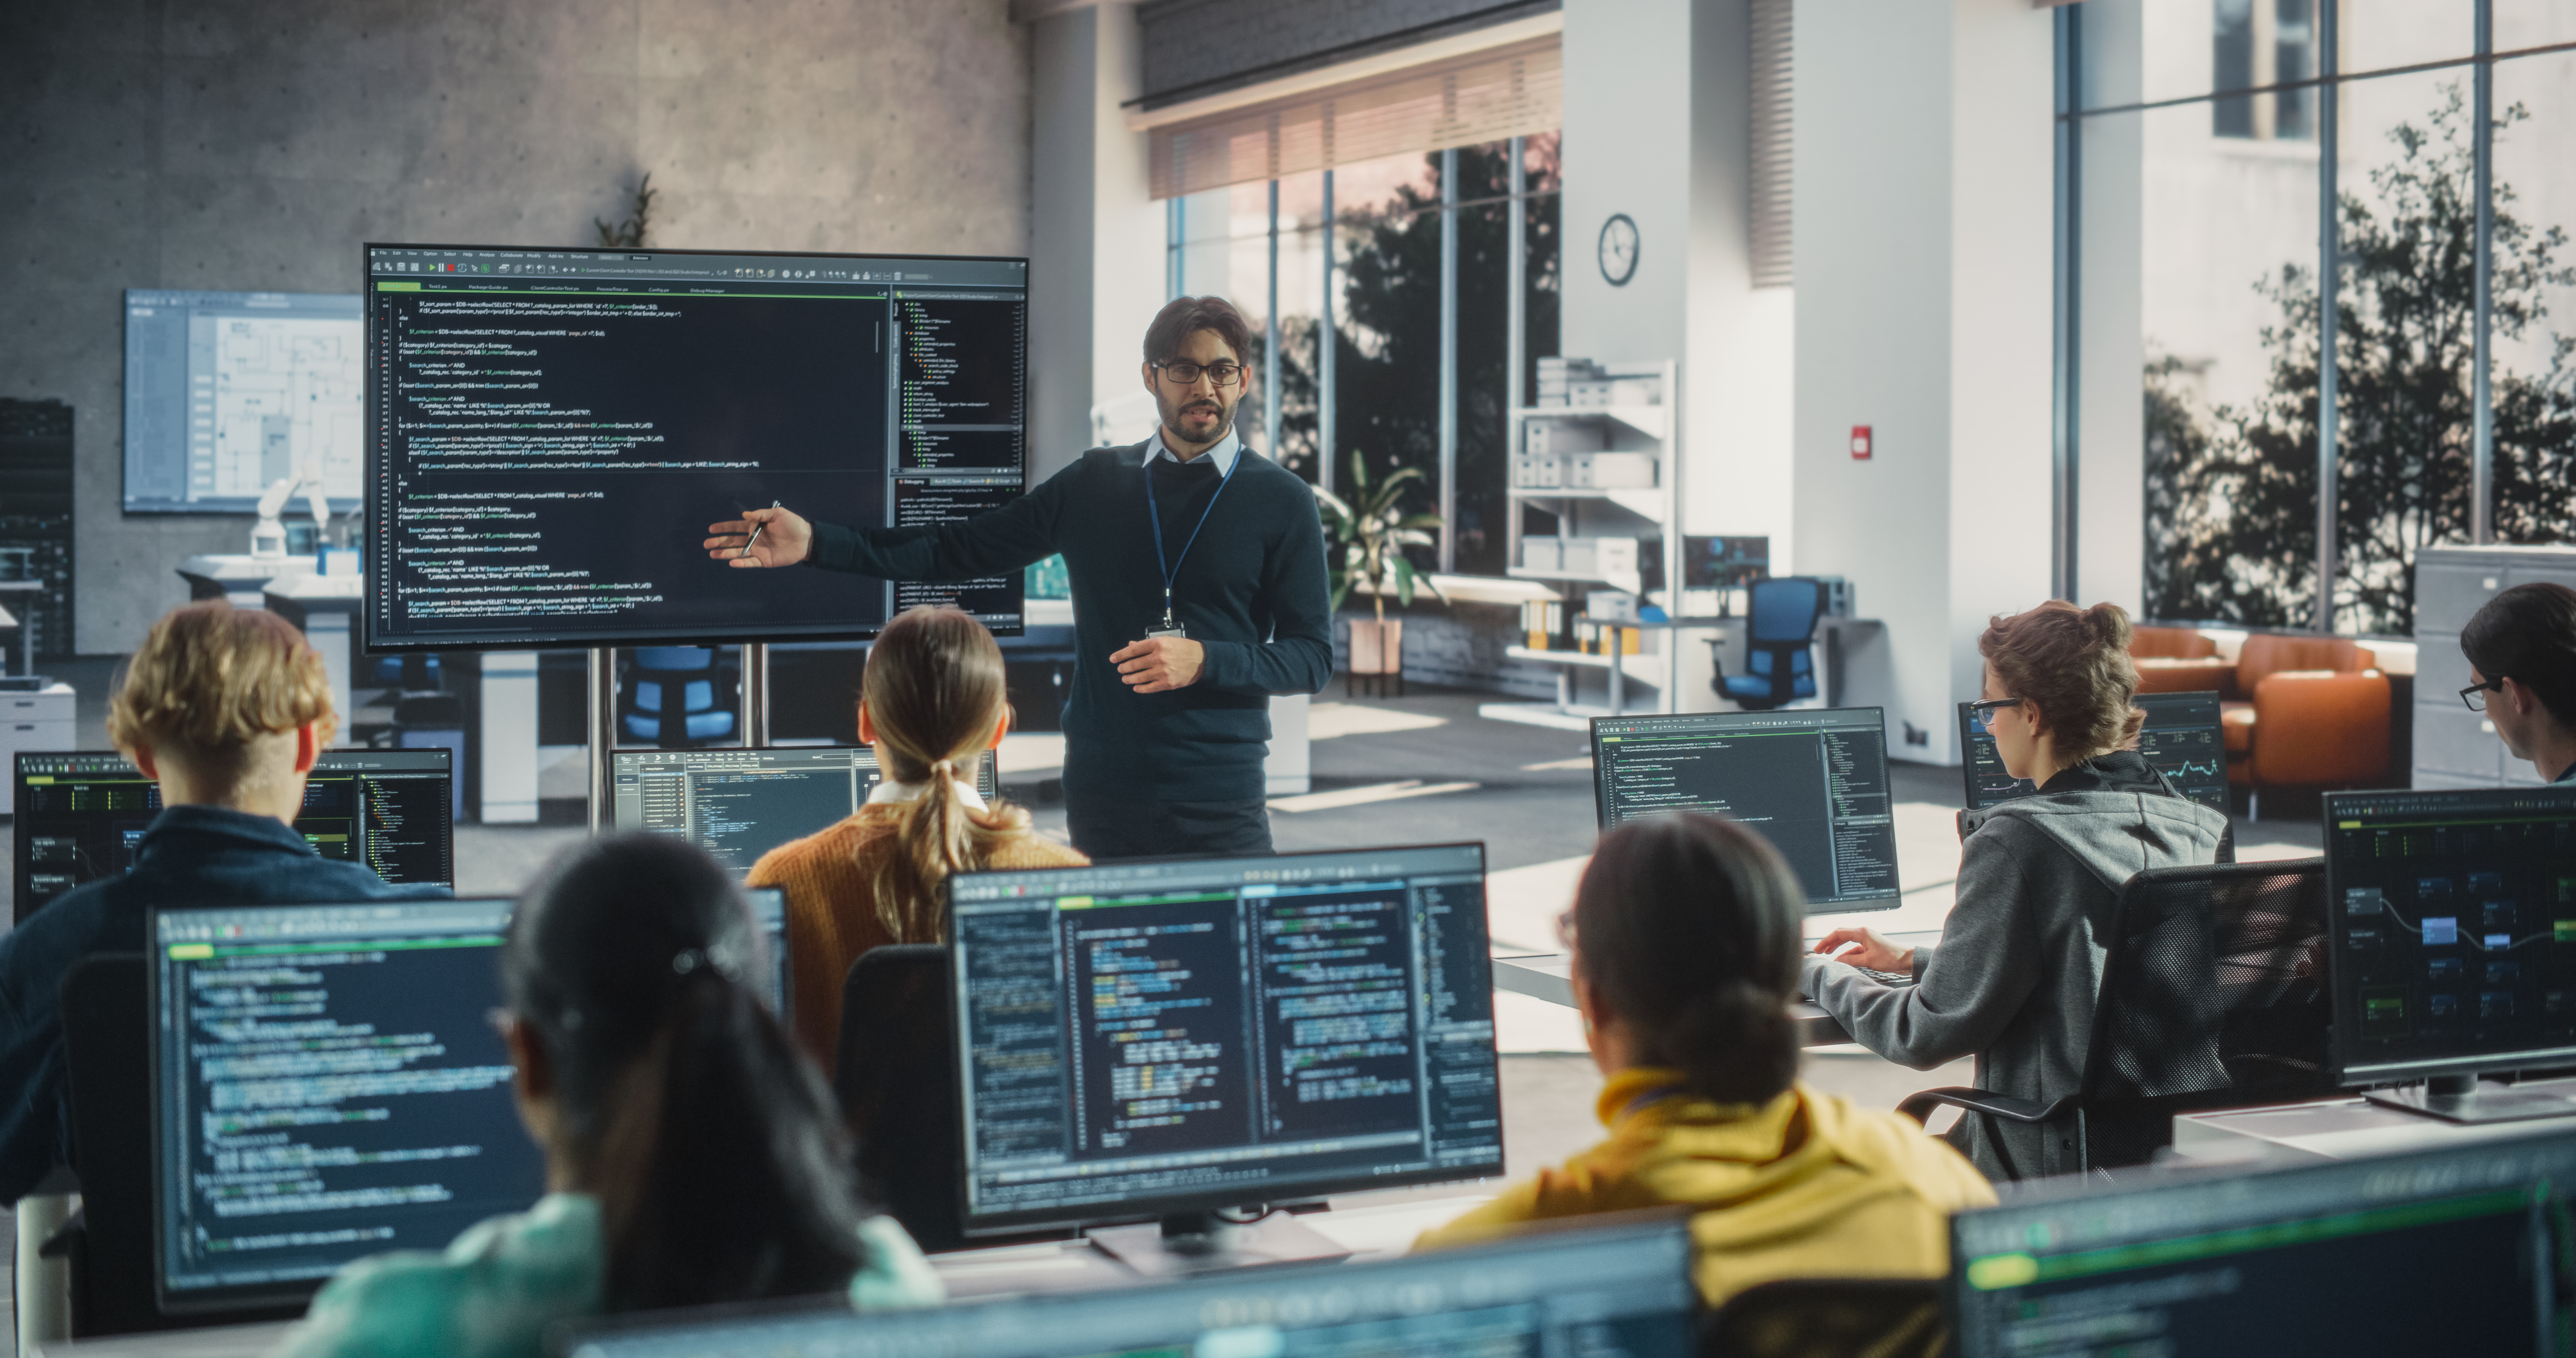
[0,805,449,1202]
[805,440,1333,803]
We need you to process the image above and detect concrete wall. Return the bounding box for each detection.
[0,0,1031,655]
[1792,0,2055,763]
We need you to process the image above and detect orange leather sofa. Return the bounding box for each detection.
[2128,629,2392,795]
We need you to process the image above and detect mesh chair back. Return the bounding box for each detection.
[1698,1277,1945,1358]
[2076,858,2331,1168]
[831,944,964,1251]
[61,953,158,1335]
[1747,578,1825,644]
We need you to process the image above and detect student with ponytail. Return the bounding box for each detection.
[275,834,942,1358]
[1413,813,1991,1308]
[748,605,1086,1064]
[1803,600,2231,1181]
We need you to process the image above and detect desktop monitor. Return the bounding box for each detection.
[361,242,1029,652]
[2324,784,2576,1121]
[1948,1129,2569,1357]
[1958,690,2229,812]
[123,289,363,515]
[14,750,457,925]
[944,842,1504,1259]
[610,745,1001,878]
[1591,708,1900,912]
[149,890,792,1314]
[560,1214,1697,1358]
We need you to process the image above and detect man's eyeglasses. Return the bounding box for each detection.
[2462,676,2508,712]
[1967,696,2026,724]
[1152,360,1244,387]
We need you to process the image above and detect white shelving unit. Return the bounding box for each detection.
[1490,358,1683,725]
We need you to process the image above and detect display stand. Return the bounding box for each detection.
[588,647,618,833]
[741,642,770,747]
[1087,1210,1352,1278]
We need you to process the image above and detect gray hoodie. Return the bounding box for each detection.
[1799,751,2232,1180]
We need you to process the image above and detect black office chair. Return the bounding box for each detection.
[1898,858,2331,1180]
[831,945,966,1252]
[1699,1277,1946,1358]
[1714,578,1826,711]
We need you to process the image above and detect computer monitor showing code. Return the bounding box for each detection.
[15,750,456,925]
[361,243,1028,651]
[1590,708,1899,911]
[2325,785,2576,1087]
[565,1215,1696,1358]
[123,289,363,515]
[150,890,792,1313]
[610,746,1000,878]
[945,842,1503,1232]
[1949,1128,2566,1357]
[1958,690,2229,812]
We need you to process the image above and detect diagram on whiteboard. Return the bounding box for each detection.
[208,316,363,500]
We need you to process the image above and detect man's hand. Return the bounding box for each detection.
[1812,927,1914,974]
[1112,637,1205,693]
[703,505,813,568]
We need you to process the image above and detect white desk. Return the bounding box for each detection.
[31,1192,1500,1355]
[1492,929,1944,1049]
[2168,1078,2576,1165]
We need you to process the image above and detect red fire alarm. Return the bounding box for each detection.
[1850,425,1873,460]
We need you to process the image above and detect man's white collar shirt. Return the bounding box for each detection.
[1144,427,1242,476]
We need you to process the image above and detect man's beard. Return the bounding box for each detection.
[1164,395,1232,443]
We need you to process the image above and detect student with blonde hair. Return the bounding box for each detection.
[0,602,446,1202]
[749,606,1086,1064]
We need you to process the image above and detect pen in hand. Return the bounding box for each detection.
[741,501,782,560]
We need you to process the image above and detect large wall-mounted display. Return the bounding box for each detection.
[124,289,365,515]
[361,244,1028,651]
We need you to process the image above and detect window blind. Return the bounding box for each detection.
[1748,0,1793,288]
[1148,35,1561,200]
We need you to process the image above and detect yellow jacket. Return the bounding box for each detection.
[1415,1068,1995,1307]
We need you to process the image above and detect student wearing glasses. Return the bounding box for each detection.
[701,297,1330,860]
[1797,601,2231,1181]
[2459,582,2576,784]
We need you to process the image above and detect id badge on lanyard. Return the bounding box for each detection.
[1145,449,1239,643]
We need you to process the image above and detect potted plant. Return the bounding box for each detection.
[1314,450,1445,693]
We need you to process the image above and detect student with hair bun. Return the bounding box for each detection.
[748,605,1086,1065]
[1803,600,2230,1180]
[275,834,942,1358]
[1414,813,1992,1307]
[2459,581,2576,784]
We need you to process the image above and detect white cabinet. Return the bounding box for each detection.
[0,684,77,769]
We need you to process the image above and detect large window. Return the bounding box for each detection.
[2071,1,2576,635]
[1168,135,1561,579]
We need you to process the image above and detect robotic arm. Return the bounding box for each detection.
[250,466,333,559]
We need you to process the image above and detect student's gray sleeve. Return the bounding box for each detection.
[1798,834,2041,1071]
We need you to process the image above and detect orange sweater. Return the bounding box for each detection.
[747,804,1087,1068]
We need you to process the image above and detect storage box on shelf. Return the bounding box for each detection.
[2413,544,2576,789]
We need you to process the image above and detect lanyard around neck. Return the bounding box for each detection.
[1144,446,1240,630]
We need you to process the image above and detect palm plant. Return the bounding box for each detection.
[1313,449,1446,624]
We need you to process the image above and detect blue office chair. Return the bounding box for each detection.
[1715,577,1827,711]
[621,647,738,747]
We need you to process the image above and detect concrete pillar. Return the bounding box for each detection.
[1560,0,1796,574]
[1028,2,1165,480]
[1792,0,2057,763]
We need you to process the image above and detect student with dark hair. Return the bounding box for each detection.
[2459,581,2576,783]
[750,605,1086,1065]
[1801,600,2230,1180]
[274,834,941,1358]
[0,602,445,1204]
[1413,813,1992,1307]
[698,295,1331,860]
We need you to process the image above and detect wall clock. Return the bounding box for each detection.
[1598,213,1640,286]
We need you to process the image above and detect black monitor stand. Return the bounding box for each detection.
[2366,1073,2576,1125]
[1087,1209,1353,1278]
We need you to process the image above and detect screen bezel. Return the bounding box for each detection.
[358,239,1032,655]
[1588,706,1900,914]
[941,840,1504,1236]
[1956,690,2229,812]
[2324,784,2576,1087]
[145,895,524,1316]
[14,748,457,926]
